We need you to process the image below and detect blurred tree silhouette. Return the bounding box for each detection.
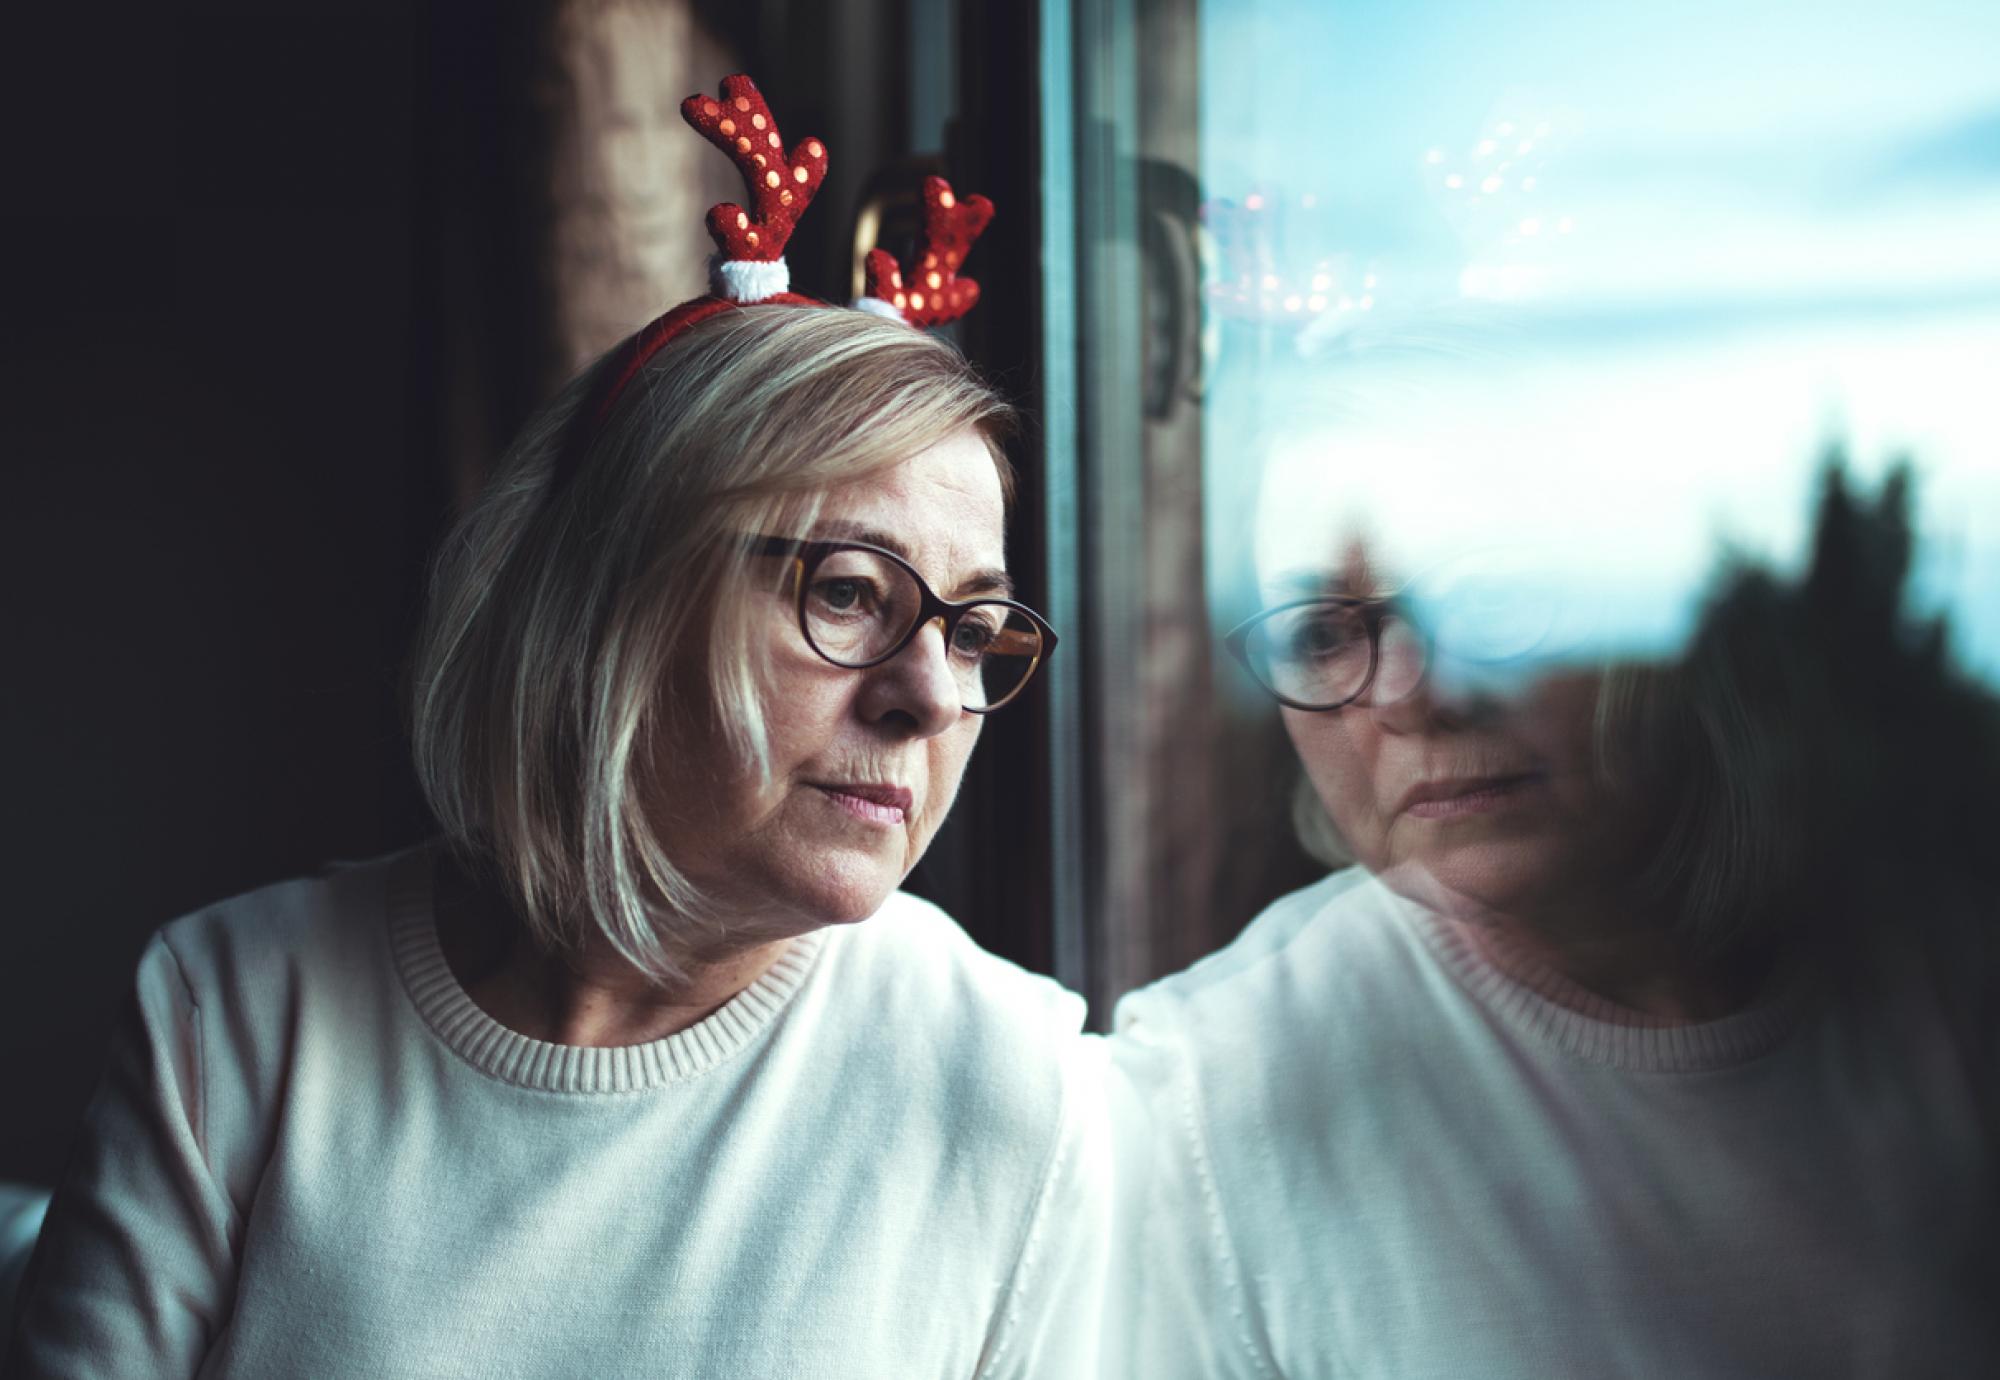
[1678,448,1999,985]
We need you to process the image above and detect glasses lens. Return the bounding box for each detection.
[795,544,1047,710]
[1243,602,1375,708]
[952,605,1046,710]
[800,547,923,665]
[1369,612,1428,703]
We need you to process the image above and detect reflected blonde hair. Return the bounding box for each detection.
[411,306,1012,982]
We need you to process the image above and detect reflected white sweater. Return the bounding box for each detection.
[1108,867,1998,1379]
[11,848,1109,1379]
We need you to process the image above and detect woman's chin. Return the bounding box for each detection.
[790,853,909,927]
[690,839,906,935]
[1379,834,1579,922]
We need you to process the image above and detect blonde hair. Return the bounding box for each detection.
[411,306,1013,982]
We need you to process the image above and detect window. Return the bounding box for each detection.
[1045,0,2000,1013]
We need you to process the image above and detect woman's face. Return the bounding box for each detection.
[657,427,1007,932]
[1274,550,1648,926]
[1285,672,1624,919]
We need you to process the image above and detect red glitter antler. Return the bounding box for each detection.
[680,74,828,264]
[863,176,994,326]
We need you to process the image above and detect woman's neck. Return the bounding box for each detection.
[433,854,791,1048]
[1432,879,1774,1025]
[1475,919,1764,1024]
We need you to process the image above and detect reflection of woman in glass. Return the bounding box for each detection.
[12,78,1105,1379]
[1110,468,1998,1377]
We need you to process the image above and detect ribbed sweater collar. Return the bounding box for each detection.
[386,849,824,1094]
[1395,890,1810,1073]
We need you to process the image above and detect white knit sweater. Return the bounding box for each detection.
[1107,867,1998,1379]
[10,848,1109,1378]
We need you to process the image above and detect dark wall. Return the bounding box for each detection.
[0,0,1032,1186]
[2,1,448,1187]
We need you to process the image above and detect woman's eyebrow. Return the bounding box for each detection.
[953,567,1015,599]
[1267,562,1391,601]
[806,519,1015,599]
[808,518,906,552]
[1269,567,1347,598]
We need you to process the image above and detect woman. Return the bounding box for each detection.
[1108,467,1998,1377]
[11,79,1105,1379]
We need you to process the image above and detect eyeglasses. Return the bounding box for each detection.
[1223,596,1429,711]
[745,535,1058,713]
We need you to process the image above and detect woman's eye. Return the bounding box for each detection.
[1288,615,1357,659]
[950,617,1002,660]
[810,578,875,615]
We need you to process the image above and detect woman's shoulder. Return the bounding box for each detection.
[826,890,1087,1043]
[800,891,1092,1151]
[150,846,421,1006]
[1111,866,1412,1045]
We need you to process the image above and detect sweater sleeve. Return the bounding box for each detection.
[1103,1001,1278,1380]
[7,933,240,1378]
[972,1039,1114,1380]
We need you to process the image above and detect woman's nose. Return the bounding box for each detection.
[1371,649,1504,735]
[857,618,965,739]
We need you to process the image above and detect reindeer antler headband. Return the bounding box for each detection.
[563,74,995,472]
[857,176,996,326]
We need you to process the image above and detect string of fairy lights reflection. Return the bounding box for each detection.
[1203,193,1382,328]
[1426,114,1576,304]
[1202,113,1583,329]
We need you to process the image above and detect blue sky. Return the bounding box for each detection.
[1197,0,2000,685]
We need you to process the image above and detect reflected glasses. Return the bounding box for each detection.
[746,535,1058,713]
[1223,597,1428,711]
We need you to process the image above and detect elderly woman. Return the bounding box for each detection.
[11,79,1105,1379]
[1108,466,1998,1377]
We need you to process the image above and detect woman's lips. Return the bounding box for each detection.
[811,783,913,826]
[1400,772,1544,819]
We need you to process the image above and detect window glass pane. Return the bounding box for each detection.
[1197,0,2000,684]
[1079,0,2000,1006]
